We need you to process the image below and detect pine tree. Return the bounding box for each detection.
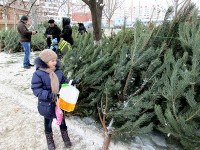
[155,10,200,150]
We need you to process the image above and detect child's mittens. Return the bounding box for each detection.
[52,93,58,102]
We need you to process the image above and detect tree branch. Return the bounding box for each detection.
[27,0,38,15]
[82,0,89,6]
[185,109,200,122]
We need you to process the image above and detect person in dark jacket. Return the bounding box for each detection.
[44,19,61,48]
[31,49,72,150]
[17,15,37,69]
[60,18,74,45]
[78,23,87,35]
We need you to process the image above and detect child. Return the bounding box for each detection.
[31,49,72,150]
[50,38,58,52]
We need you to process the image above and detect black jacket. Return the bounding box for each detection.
[78,23,87,35]
[60,18,74,45]
[44,24,61,47]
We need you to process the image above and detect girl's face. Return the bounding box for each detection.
[47,59,57,69]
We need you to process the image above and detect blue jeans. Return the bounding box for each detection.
[21,42,30,67]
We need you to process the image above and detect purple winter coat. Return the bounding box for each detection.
[31,57,66,119]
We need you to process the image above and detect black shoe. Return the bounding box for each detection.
[28,64,34,67]
[24,66,31,69]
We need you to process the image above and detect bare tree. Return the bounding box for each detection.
[103,0,124,28]
[29,0,38,29]
[82,0,104,45]
[2,0,8,30]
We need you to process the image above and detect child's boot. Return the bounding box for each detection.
[45,132,56,150]
[60,129,72,148]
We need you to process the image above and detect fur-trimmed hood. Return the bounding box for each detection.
[34,57,61,70]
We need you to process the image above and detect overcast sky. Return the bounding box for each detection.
[122,0,200,9]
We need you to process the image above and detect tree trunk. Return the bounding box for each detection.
[3,0,8,30]
[82,0,104,45]
[90,3,103,44]
[102,132,112,150]
[30,0,38,29]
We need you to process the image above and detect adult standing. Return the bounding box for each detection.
[44,19,61,48]
[60,18,74,45]
[78,23,87,35]
[17,15,36,69]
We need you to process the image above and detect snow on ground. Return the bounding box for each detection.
[0,51,179,150]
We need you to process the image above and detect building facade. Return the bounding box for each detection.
[0,4,29,29]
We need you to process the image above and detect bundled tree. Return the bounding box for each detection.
[155,10,200,150]
[0,28,47,53]
[0,29,21,53]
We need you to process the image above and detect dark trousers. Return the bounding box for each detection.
[47,39,51,48]
[44,117,67,133]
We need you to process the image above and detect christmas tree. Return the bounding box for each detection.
[155,10,200,150]
[61,5,200,149]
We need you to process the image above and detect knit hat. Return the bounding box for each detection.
[39,49,57,63]
[48,19,55,23]
[20,15,28,21]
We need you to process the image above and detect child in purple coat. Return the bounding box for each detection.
[31,49,72,150]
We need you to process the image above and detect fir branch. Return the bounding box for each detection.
[172,101,179,121]
[138,109,149,116]
[130,80,148,98]
[128,60,158,98]
[185,109,200,122]
[103,88,108,124]
[149,7,155,27]
[161,93,170,101]
[167,0,192,44]
[140,11,160,51]
[167,0,193,45]
[123,23,157,99]
[133,97,144,107]
[122,68,132,101]
[97,104,108,132]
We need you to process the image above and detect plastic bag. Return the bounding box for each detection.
[55,97,63,125]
